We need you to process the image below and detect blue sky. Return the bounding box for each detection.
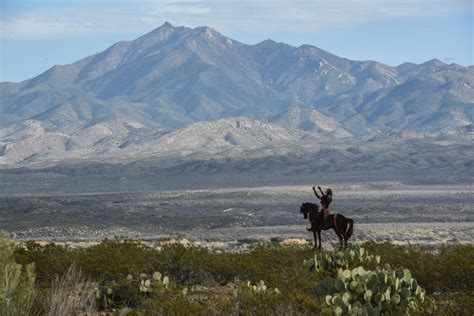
[1,0,472,82]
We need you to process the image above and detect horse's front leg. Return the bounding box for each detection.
[313,229,318,249]
[317,230,322,250]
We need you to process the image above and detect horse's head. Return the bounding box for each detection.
[300,203,308,219]
[300,202,318,220]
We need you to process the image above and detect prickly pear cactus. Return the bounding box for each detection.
[306,244,427,315]
[304,244,381,274]
[246,280,280,295]
[127,271,172,293]
[95,286,114,309]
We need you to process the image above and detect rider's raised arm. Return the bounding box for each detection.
[312,186,321,199]
[318,186,326,197]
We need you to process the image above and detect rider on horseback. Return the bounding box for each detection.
[313,186,332,221]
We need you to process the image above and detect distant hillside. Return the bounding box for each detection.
[0,22,472,166]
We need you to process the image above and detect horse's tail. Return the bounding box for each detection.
[345,218,354,239]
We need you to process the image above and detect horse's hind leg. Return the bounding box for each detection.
[336,228,345,250]
[333,217,344,249]
[342,219,354,248]
[340,229,348,249]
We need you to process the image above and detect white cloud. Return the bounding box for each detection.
[1,15,92,38]
[1,0,472,38]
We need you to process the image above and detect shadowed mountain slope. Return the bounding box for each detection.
[0,23,472,166]
[2,22,472,133]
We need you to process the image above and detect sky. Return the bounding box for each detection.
[1,0,473,82]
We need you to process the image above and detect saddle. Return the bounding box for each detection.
[316,210,324,221]
[306,210,333,231]
[316,209,330,221]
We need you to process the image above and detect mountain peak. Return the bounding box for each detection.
[190,25,231,44]
[194,25,218,36]
[420,58,446,67]
[158,21,174,29]
[143,21,176,36]
[134,21,179,44]
[195,25,215,31]
[255,39,289,51]
[257,39,277,45]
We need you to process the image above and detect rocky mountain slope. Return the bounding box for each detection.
[0,22,472,166]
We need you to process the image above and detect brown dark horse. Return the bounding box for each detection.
[300,202,354,249]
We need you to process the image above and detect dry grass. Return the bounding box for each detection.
[45,265,97,316]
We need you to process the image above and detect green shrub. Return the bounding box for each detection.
[361,241,474,294]
[0,232,36,316]
[433,291,474,315]
[14,241,73,288]
[10,238,474,315]
[77,239,161,282]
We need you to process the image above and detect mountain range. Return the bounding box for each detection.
[0,22,472,168]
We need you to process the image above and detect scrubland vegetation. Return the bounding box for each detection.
[1,232,473,315]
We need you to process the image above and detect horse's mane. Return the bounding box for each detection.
[302,202,319,211]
